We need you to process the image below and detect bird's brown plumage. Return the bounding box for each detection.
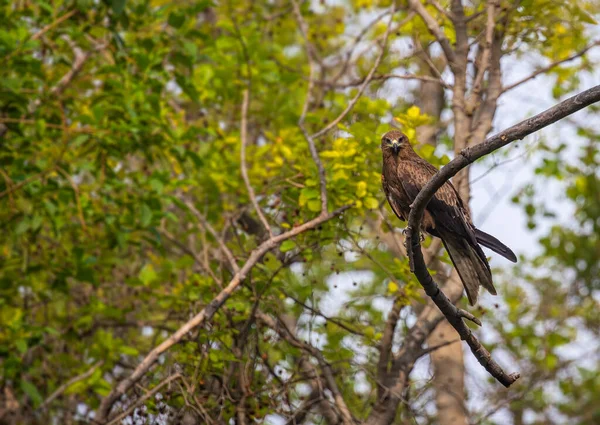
[380,129,517,305]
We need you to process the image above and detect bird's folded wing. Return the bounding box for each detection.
[397,161,475,242]
[382,174,406,221]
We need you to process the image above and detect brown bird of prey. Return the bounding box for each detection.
[381,130,517,305]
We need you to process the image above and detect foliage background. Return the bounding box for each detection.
[0,0,599,424]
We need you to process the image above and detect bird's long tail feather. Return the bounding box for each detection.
[474,229,517,263]
[440,232,496,306]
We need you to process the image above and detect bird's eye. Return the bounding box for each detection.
[384,137,391,144]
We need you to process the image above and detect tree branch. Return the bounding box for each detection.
[502,40,600,93]
[309,5,395,140]
[240,89,273,238]
[30,37,105,112]
[38,361,104,411]
[31,10,78,42]
[466,0,498,113]
[365,283,464,425]
[377,297,403,397]
[95,204,351,422]
[256,311,353,425]
[185,200,240,274]
[320,72,451,90]
[405,84,600,387]
[105,373,183,425]
[408,0,457,68]
[291,0,328,214]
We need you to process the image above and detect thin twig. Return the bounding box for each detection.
[56,166,87,231]
[39,361,104,410]
[466,0,498,113]
[1,9,78,63]
[96,204,351,421]
[257,311,354,425]
[310,6,395,140]
[279,288,364,337]
[0,167,56,199]
[321,72,451,89]
[291,0,328,214]
[428,0,454,19]
[106,373,183,425]
[408,0,457,68]
[502,40,600,92]
[32,10,78,42]
[240,89,273,238]
[185,200,240,274]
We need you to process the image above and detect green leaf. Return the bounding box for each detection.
[364,197,379,209]
[280,240,295,253]
[21,380,43,407]
[140,203,153,227]
[307,199,321,212]
[15,339,27,354]
[168,12,186,28]
[121,345,139,356]
[112,0,126,15]
[139,264,157,286]
[72,134,90,148]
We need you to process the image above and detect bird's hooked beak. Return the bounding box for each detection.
[389,139,400,155]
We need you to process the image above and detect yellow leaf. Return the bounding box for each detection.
[388,281,399,293]
[280,145,293,159]
[356,181,367,198]
[321,150,340,158]
[406,105,421,118]
[364,197,379,209]
[307,199,321,212]
[333,170,348,181]
[343,148,357,157]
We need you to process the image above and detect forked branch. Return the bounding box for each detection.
[95,203,351,422]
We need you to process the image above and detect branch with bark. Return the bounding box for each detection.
[256,311,353,425]
[95,203,351,422]
[240,89,273,238]
[502,40,600,93]
[405,84,600,387]
[38,361,104,411]
[366,281,465,425]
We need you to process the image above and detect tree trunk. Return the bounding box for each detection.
[415,51,470,425]
[427,273,469,425]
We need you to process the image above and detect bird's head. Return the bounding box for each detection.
[381,130,408,156]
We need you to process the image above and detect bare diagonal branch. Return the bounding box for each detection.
[96,204,351,422]
[185,200,240,274]
[106,373,183,425]
[39,361,104,411]
[502,40,600,93]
